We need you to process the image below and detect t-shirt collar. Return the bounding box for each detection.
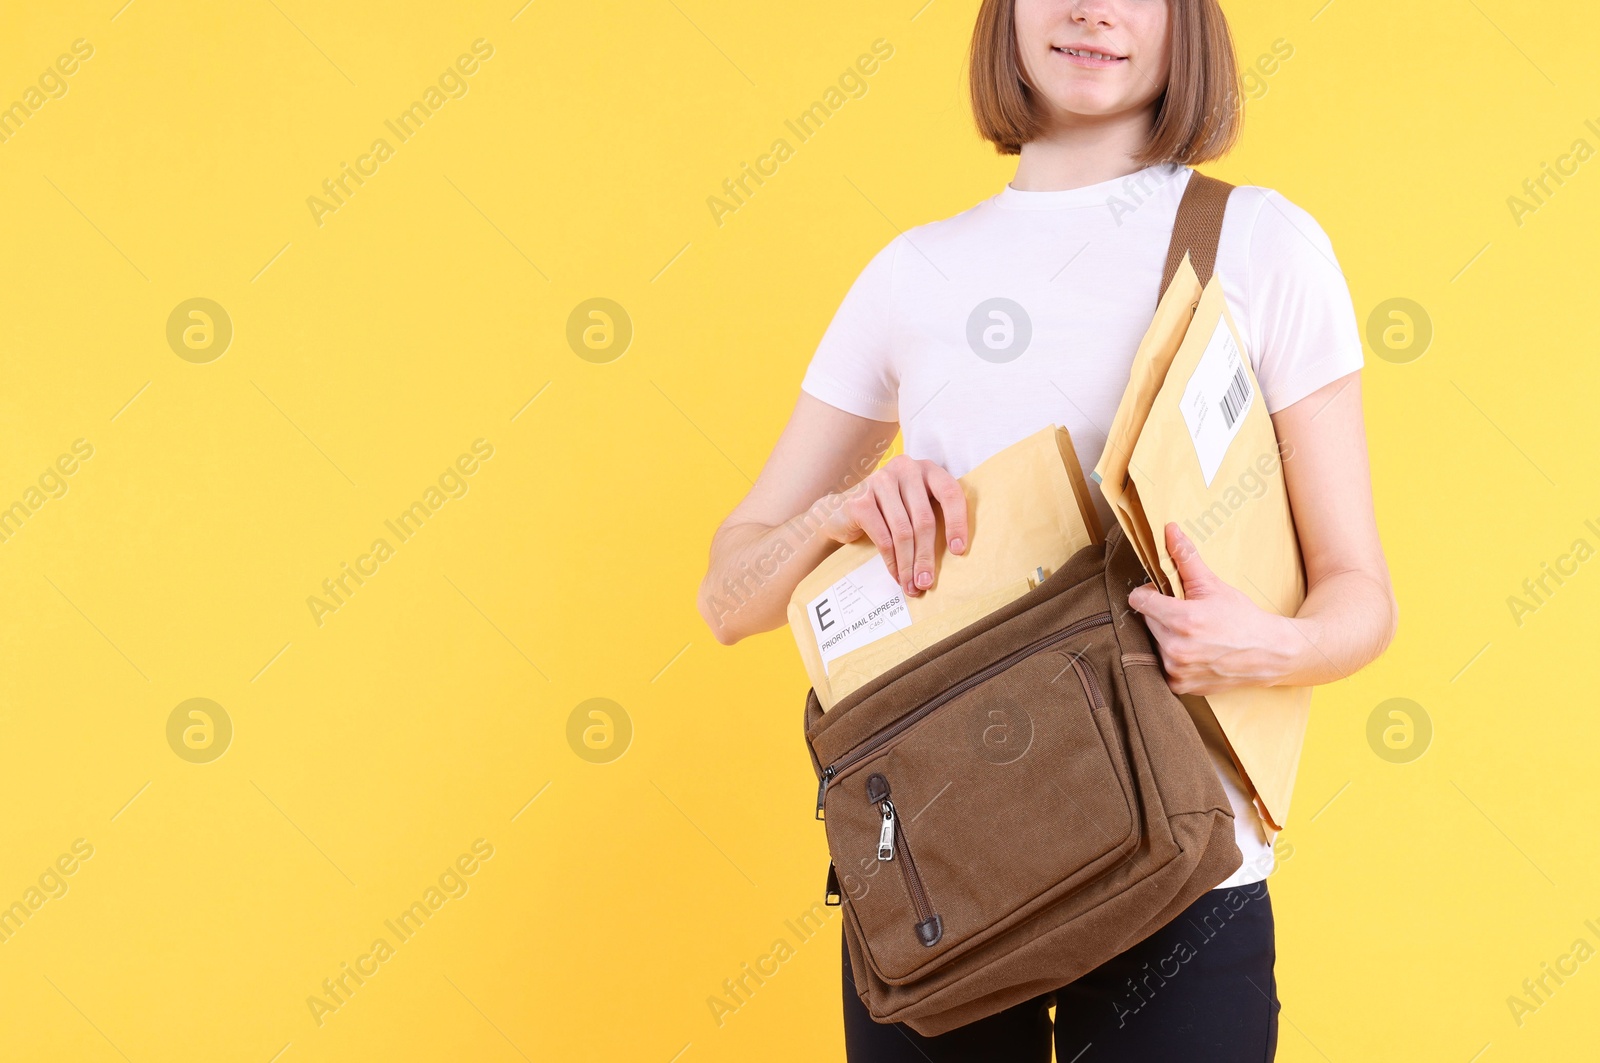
[994,161,1186,211]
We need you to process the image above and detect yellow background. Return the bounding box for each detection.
[0,0,1596,1059]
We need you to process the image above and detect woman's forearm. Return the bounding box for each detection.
[1267,568,1399,687]
[696,396,901,645]
[698,494,848,645]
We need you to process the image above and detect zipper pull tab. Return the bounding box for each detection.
[877,799,896,862]
[815,766,836,821]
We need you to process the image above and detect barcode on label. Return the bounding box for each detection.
[1219,364,1251,428]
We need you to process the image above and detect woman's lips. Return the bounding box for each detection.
[1052,46,1127,68]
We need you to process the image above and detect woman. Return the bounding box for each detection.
[697,0,1397,1058]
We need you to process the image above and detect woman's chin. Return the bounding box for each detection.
[1040,94,1147,127]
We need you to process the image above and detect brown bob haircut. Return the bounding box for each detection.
[969,0,1242,164]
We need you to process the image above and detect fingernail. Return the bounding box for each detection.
[916,571,932,589]
[950,538,965,554]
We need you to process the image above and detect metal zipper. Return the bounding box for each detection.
[815,610,1113,818]
[876,798,897,861]
[867,772,941,946]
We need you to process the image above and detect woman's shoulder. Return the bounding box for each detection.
[1212,176,1364,408]
[1220,180,1344,269]
[851,194,1005,277]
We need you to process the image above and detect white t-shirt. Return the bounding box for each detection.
[799,161,1364,886]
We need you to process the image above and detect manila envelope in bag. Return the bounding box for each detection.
[1093,251,1206,591]
[1123,276,1309,832]
[788,425,1102,711]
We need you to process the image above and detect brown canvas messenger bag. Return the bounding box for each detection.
[803,172,1245,1037]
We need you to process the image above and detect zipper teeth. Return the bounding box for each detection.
[894,819,934,922]
[824,611,1113,780]
[1066,653,1106,712]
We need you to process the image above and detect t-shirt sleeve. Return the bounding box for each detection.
[799,236,902,423]
[1243,189,1366,413]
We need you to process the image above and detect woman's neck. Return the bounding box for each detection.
[1009,108,1157,192]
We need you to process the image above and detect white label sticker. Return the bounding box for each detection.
[1179,316,1254,487]
[806,555,912,673]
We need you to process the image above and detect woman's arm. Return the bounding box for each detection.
[1268,372,1399,681]
[698,393,969,645]
[1127,371,1398,693]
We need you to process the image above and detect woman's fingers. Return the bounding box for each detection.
[845,488,897,578]
[872,475,918,592]
[836,457,968,598]
[923,464,969,556]
[898,469,939,593]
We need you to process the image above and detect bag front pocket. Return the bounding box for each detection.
[821,618,1138,983]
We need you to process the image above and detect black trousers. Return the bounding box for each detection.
[842,881,1279,1062]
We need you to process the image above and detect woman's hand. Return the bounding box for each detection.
[1126,522,1299,695]
[819,455,969,597]
[1124,375,1397,691]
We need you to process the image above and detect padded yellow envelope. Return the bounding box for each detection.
[1095,255,1309,832]
[788,425,1102,711]
[1094,253,1208,591]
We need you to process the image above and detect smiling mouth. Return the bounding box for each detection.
[1053,46,1127,62]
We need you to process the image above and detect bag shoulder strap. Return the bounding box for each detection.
[1159,170,1235,296]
